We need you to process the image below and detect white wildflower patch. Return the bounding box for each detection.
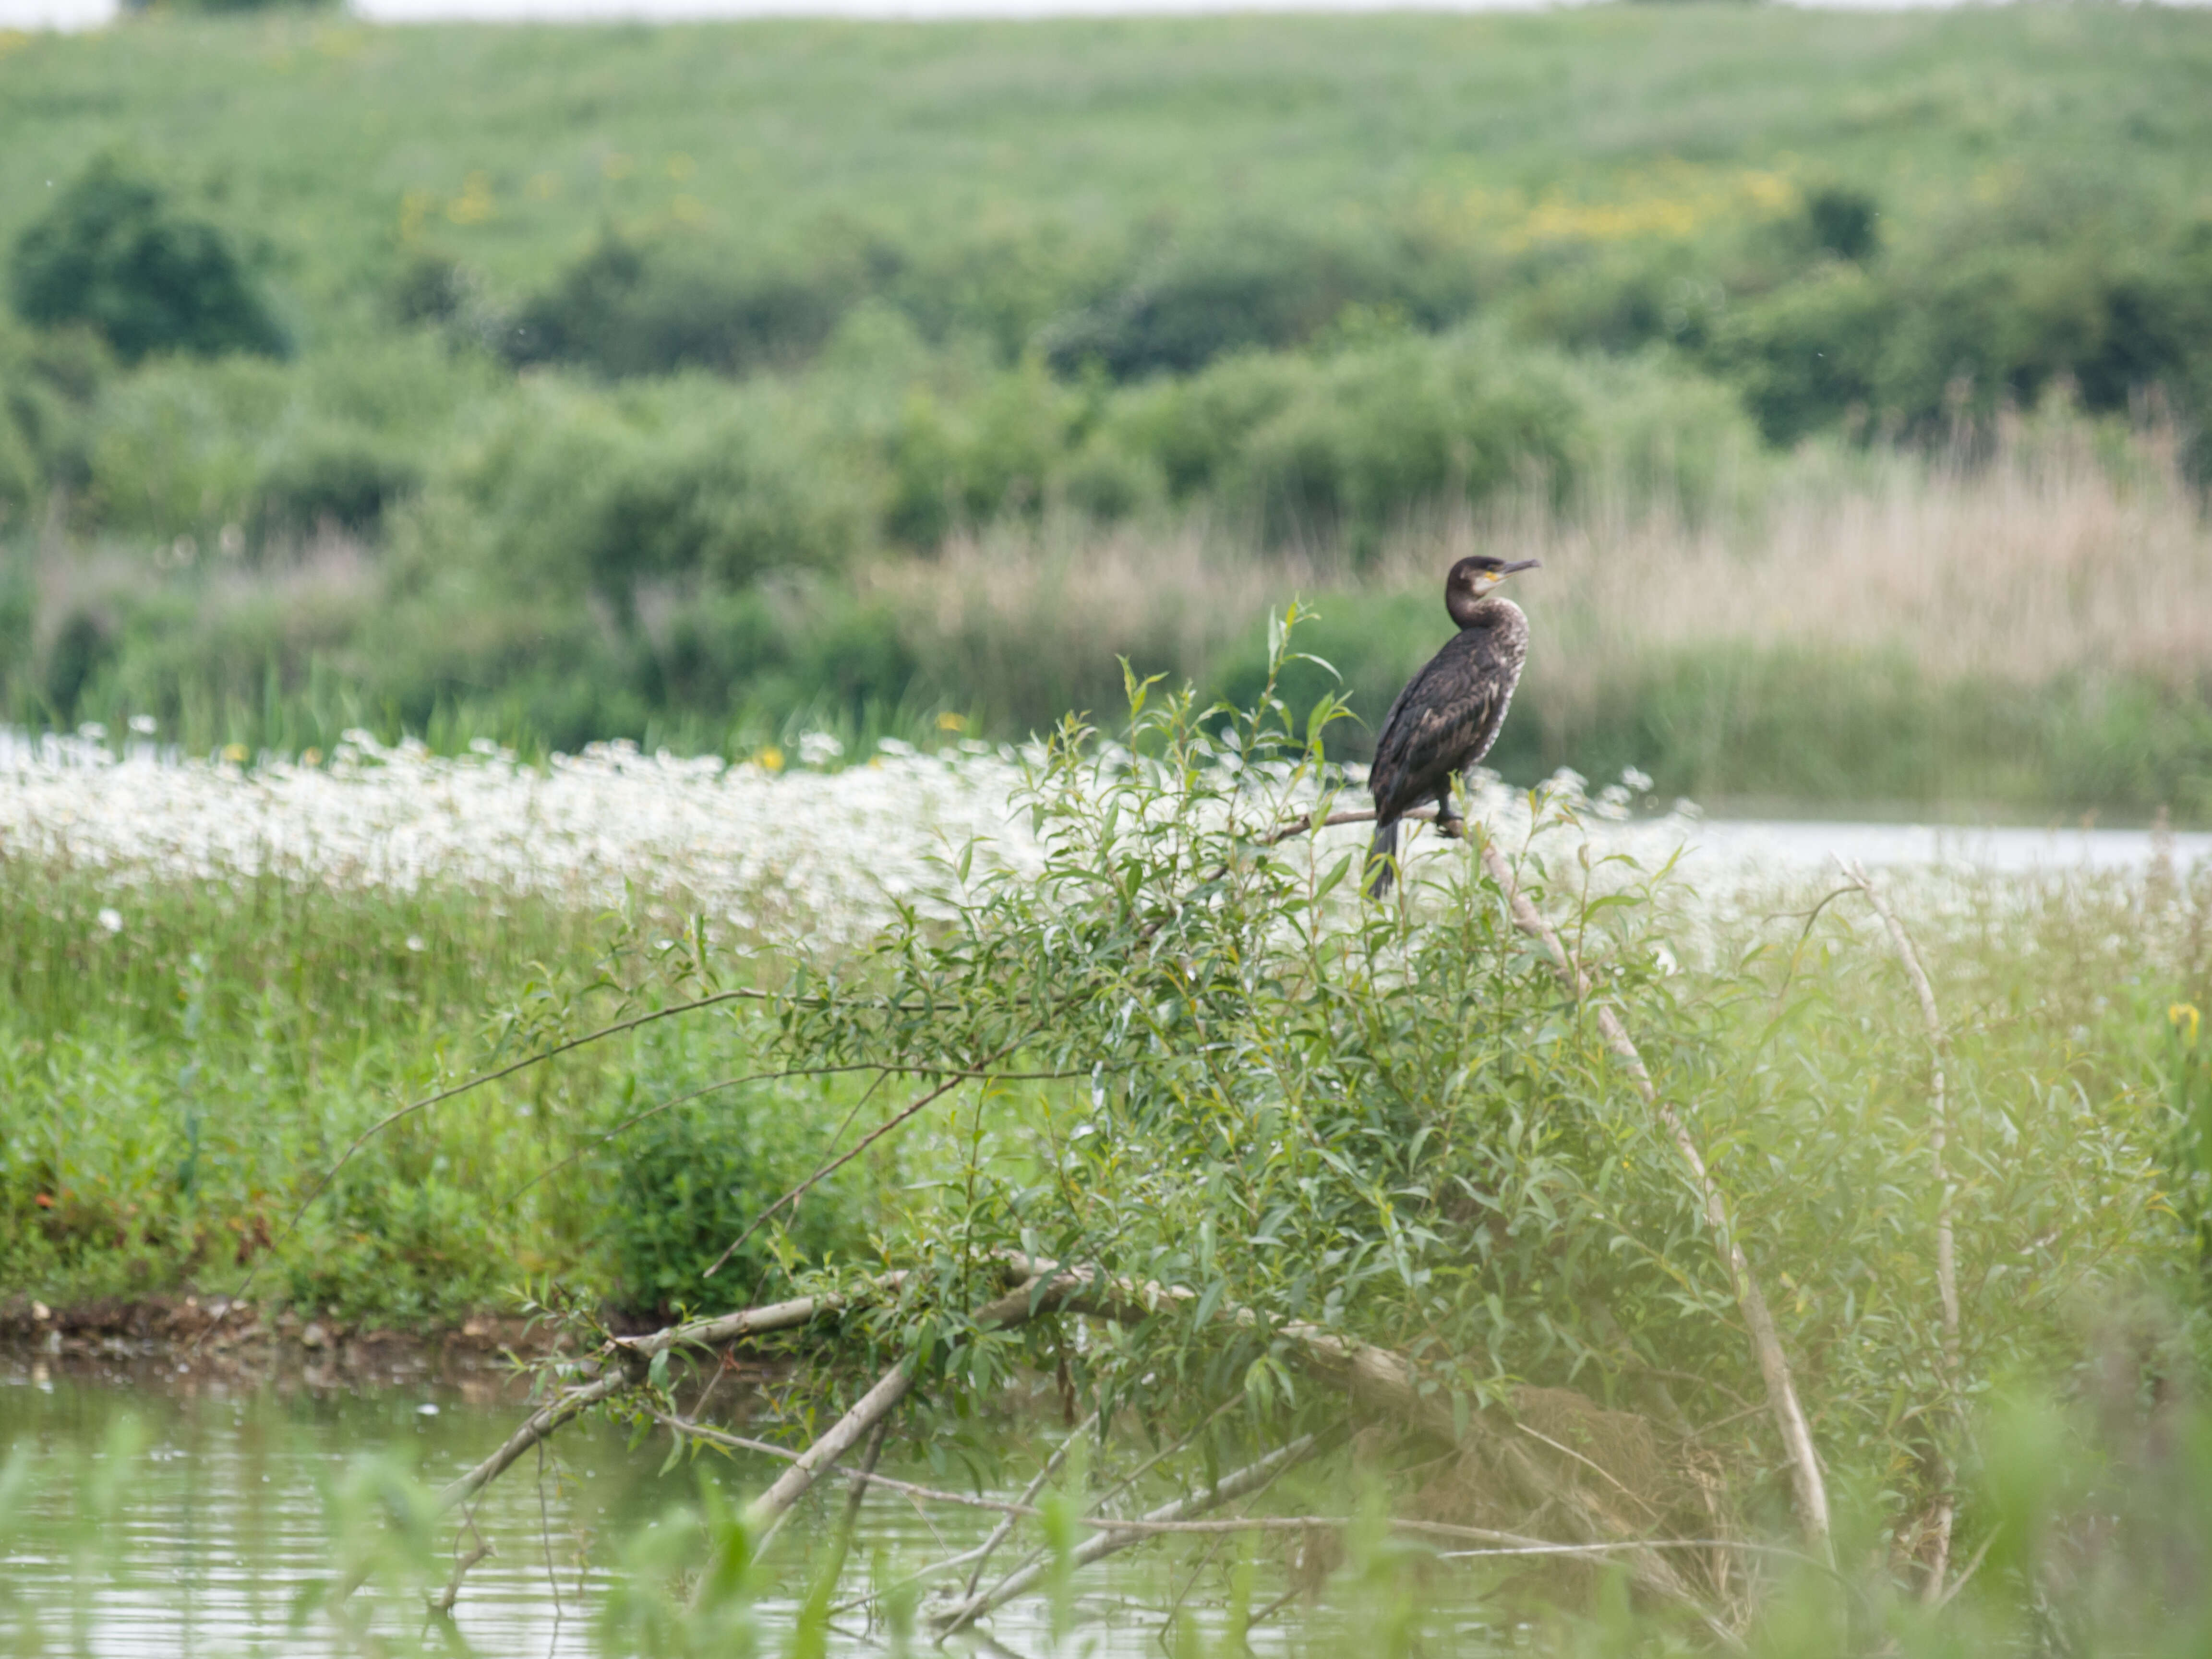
[0,732,2200,953]
[0,730,1040,947]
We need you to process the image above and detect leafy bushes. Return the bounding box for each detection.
[255,425,421,537]
[1709,211,2212,446]
[1041,223,1476,380]
[1709,266,1889,444]
[503,231,868,380]
[601,1081,880,1318]
[450,376,872,595]
[8,156,286,365]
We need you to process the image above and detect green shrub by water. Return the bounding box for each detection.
[0,863,898,1321]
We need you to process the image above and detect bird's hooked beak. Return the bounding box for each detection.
[1496,559,1541,577]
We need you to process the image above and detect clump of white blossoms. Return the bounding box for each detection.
[0,729,1711,948]
[5,727,2174,957]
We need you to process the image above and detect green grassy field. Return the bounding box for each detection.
[6,7,2209,326]
[2,6,2210,813]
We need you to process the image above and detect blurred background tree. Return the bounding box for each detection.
[10,155,288,365]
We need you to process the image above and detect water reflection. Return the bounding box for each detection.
[0,1359,1392,1656]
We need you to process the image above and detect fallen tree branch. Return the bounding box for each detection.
[932,1433,1322,1635]
[615,1282,893,1359]
[741,1274,1083,1539]
[963,1411,1098,1599]
[1843,861,1960,1601]
[746,1360,914,1543]
[439,1365,639,1511]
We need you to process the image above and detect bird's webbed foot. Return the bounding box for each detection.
[1433,812,1467,840]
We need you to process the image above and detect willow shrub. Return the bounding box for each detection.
[654,614,2182,1547]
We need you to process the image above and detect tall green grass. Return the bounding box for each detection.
[0,860,897,1320]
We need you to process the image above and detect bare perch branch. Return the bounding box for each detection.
[1843,861,1960,1601]
[1472,837,1833,1556]
[1257,803,1450,847]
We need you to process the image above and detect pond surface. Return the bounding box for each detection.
[0,1357,1465,1657]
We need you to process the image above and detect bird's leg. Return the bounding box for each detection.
[1432,785,1467,840]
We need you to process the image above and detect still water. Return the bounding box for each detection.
[0,1357,1440,1657]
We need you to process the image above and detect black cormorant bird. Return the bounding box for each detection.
[1364,554,1539,897]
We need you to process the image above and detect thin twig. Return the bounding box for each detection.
[1843,861,1960,1603]
[812,1415,893,1603]
[1933,1531,1995,1611]
[964,1413,1099,1599]
[1473,834,1833,1557]
[505,1062,1083,1210]
[228,989,767,1312]
[535,1440,564,1654]
[933,1434,1322,1635]
[428,1509,493,1615]
[704,1041,1022,1277]
[1515,1421,1664,1522]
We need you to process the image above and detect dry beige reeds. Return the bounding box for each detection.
[890,413,2211,734]
[871,512,1305,722]
[1416,412,2212,709]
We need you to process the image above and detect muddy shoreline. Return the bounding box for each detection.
[0,1294,569,1393]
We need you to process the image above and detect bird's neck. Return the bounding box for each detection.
[1449,593,1521,631]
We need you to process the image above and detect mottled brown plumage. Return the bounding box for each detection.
[1365,554,1538,897]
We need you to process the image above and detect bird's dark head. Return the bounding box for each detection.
[1445,554,1539,625]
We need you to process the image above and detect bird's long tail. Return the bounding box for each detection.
[1364,818,1399,899]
